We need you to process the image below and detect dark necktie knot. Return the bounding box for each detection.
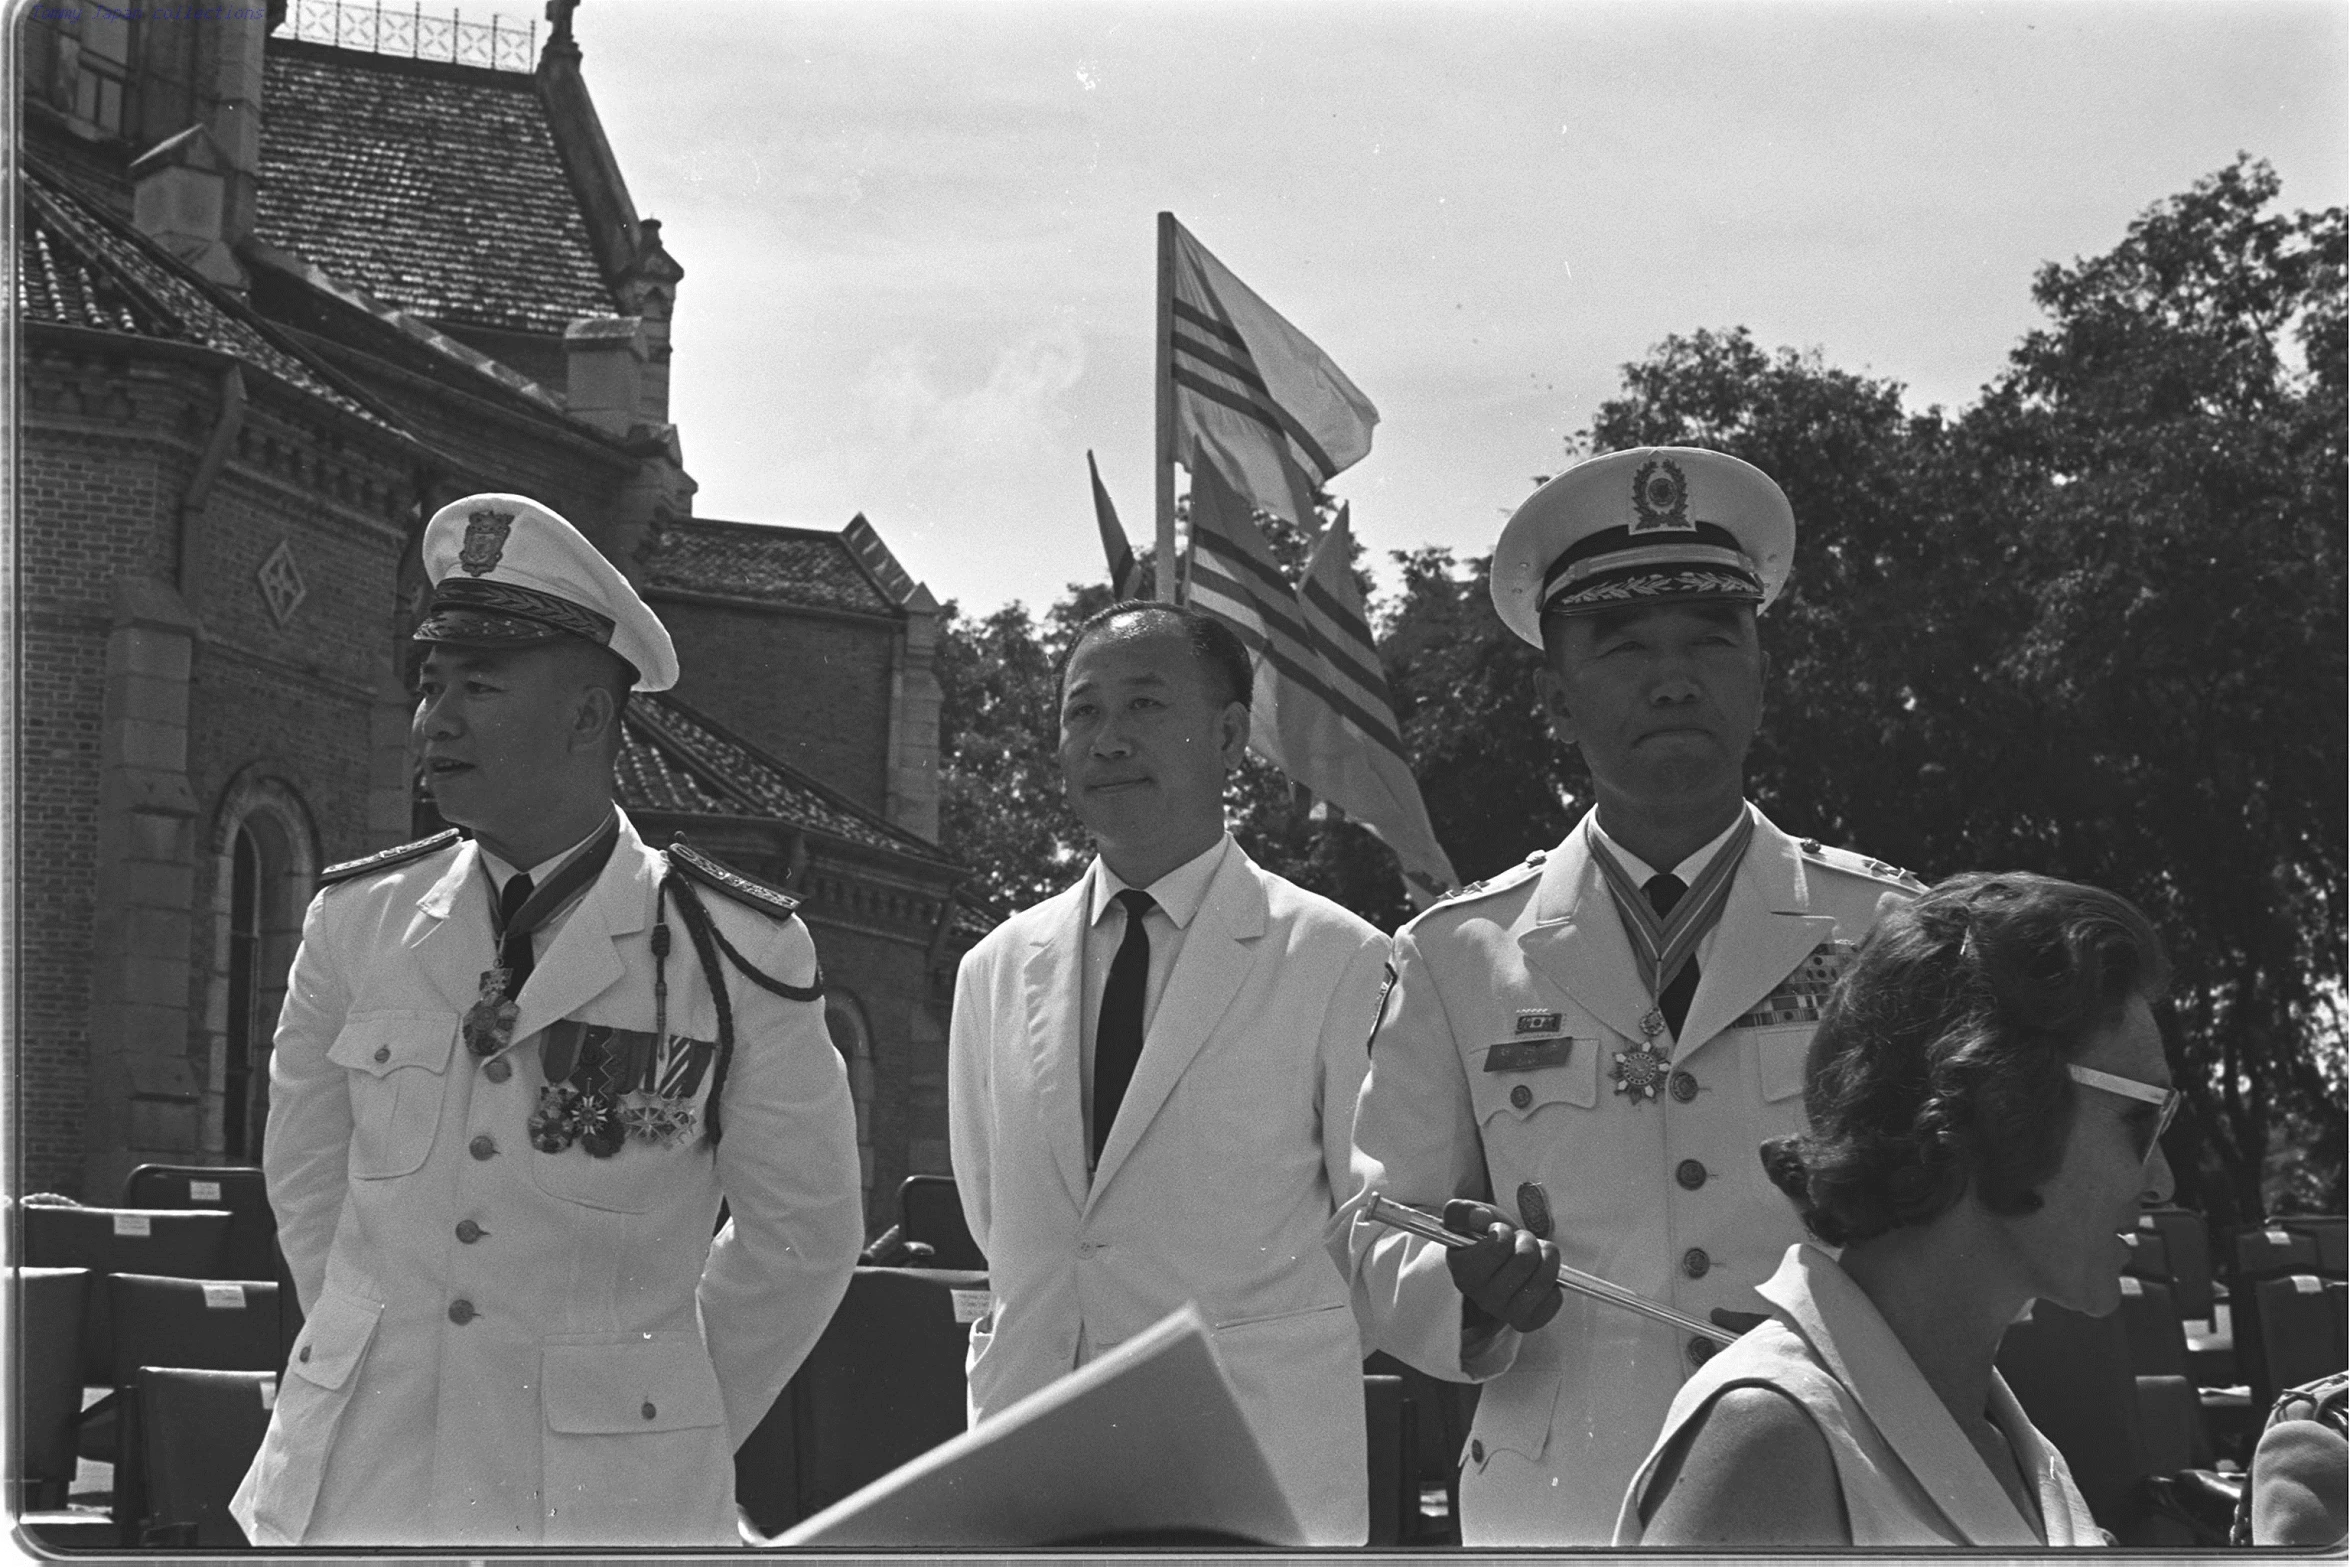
[1646,872,1687,917]
[499,871,536,927]
[1115,888,1156,923]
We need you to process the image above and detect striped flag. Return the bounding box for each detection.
[1187,466,1457,907]
[1088,450,1144,600]
[1166,218,1379,529]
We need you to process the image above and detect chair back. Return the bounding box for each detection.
[2245,1274,2342,1408]
[2140,1208,2215,1320]
[2117,1275,2191,1378]
[15,1266,91,1504]
[20,1207,232,1384]
[120,1166,276,1282]
[2279,1216,2346,1281]
[106,1273,284,1390]
[899,1176,986,1271]
[1997,1298,2153,1539]
[122,1367,276,1547]
[2233,1224,2320,1282]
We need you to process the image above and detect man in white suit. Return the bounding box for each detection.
[232,495,864,1546]
[949,603,1390,1545]
[1340,448,1923,1543]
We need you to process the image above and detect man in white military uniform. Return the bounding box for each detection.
[950,604,1389,1544]
[232,495,864,1547]
[1338,448,1922,1544]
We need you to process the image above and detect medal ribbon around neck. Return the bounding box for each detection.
[1588,811,1755,1028]
[461,812,623,1059]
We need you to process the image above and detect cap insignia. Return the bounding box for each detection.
[1629,458,1693,534]
[458,508,515,577]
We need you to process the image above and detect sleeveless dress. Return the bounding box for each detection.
[1613,1243,2104,1547]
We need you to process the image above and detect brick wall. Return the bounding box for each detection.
[659,600,897,817]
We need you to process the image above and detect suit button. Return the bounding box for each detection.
[1681,1247,1710,1279]
[1670,1071,1699,1103]
[1675,1159,1707,1190]
[1470,1439,1485,1463]
[1687,1337,1716,1368]
[456,1220,483,1244]
[641,1401,657,1420]
[372,1045,390,1063]
[298,1345,311,1364]
[1508,1084,1533,1110]
[1076,1242,1096,1259]
[483,1057,512,1084]
[469,1135,497,1160]
[448,1299,476,1325]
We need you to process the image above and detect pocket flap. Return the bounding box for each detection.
[327,1012,458,1079]
[1756,1026,1810,1103]
[543,1337,725,1435]
[288,1291,383,1392]
[1471,1037,1598,1117]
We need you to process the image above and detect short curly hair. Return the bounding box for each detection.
[1760,871,2170,1247]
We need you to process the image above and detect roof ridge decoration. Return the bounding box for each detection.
[241,236,580,420]
[21,161,407,439]
[275,0,540,74]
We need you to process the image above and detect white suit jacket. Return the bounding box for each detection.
[1340,806,1919,1544]
[949,840,1389,1544]
[231,811,864,1547]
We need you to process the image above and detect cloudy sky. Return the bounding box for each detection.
[557,0,2343,618]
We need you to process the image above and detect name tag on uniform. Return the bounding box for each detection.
[1484,1037,1576,1073]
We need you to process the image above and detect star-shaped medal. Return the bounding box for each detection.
[1611,1041,1671,1104]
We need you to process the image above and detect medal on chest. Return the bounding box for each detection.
[462,967,518,1059]
[1610,1025,1672,1103]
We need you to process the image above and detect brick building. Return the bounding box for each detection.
[15,1,981,1221]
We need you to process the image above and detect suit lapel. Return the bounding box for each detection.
[506,817,646,1047]
[412,840,495,1017]
[1671,812,1835,1063]
[1518,821,1657,1045]
[1024,878,1094,1214]
[1086,847,1264,1206]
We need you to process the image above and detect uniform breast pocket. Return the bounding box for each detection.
[528,1120,707,1214]
[1751,1025,1812,1103]
[326,1012,457,1179]
[1468,1039,1599,1142]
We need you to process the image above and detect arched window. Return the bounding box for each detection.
[203,773,318,1163]
[825,991,877,1201]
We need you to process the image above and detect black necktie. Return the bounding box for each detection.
[1646,873,1698,1038]
[496,871,536,999]
[1092,889,1155,1162]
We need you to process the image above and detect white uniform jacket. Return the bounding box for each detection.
[1616,1245,2102,1547]
[948,842,1390,1545]
[231,811,864,1548]
[1339,805,1917,1544]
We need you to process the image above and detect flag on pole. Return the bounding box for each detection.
[1186,467,1458,907]
[1165,218,1379,530]
[1088,451,1144,600]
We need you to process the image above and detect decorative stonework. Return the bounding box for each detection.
[257,539,307,625]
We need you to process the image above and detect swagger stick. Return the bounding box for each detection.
[1362,1192,1730,1346]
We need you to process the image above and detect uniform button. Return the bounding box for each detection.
[1687,1337,1716,1368]
[1670,1071,1699,1104]
[1681,1247,1711,1279]
[448,1299,476,1325]
[372,1045,390,1063]
[1676,1159,1708,1190]
[469,1134,497,1160]
[456,1220,483,1244]
[1508,1084,1533,1110]
[1470,1439,1485,1463]
[298,1345,311,1364]
[1076,1242,1096,1258]
[641,1401,657,1420]
[483,1056,512,1084]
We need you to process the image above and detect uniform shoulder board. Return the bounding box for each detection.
[1798,838,1928,891]
[666,841,802,919]
[1431,854,1544,909]
[318,828,463,888]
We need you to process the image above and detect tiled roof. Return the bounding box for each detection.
[18,164,394,432]
[619,692,953,866]
[255,38,613,336]
[639,519,900,617]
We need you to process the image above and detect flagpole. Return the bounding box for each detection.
[1154,211,1178,604]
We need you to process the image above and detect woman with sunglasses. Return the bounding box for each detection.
[1615,871,2177,1548]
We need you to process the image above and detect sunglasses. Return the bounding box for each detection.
[2067,1062,2183,1157]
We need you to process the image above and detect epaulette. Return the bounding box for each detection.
[1797,837,1928,891]
[317,828,463,888]
[1430,852,1547,910]
[665,841,802,919]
